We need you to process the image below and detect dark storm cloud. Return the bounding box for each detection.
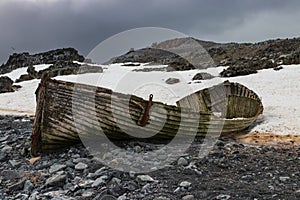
[1,0,300,64]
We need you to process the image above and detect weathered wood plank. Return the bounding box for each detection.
[31,76,263,155]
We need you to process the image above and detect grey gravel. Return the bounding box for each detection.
[0,116,300,200]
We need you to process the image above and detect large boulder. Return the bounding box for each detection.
[0,76,14,93]
[192,72,214,80]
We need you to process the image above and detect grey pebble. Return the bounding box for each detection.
[45,174,67,186]
[23,180,34,192]
[182,195,195,200]
[49,164,67,174]
[75,162,88,170]
[177,157,189,166]
[92,176,108,187]
[179,181,192,188]
[137,175,154,182]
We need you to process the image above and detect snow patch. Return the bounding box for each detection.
[34,64,52,72]
[2,67,28,82]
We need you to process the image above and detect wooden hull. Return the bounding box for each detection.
[31,75,263,155]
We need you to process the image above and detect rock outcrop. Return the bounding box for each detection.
[0,48,85,75]
[155,37,300,77]
[15,62,103,83]
[0,76,14,93]
[0,48,104,84]
[105,48,195,71]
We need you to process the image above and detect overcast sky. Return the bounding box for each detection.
[1,0,300,64]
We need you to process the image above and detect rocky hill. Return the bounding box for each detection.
[207,38,300,76]
[0,48,104,93]
[106,37,217,70]
[108,37,300,77]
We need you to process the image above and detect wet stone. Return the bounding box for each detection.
[0,153,7,162]
[179,181,192,188]
[174,187,181,193]
[154,196,171,200]
[8,179,26,191]
[177,157,189,166]
[9,160,21,168]
[1,145,12,152]
[279,176,290,182]
[157,154,168,160]
[124,181,138,191]
[23,180,34,192]
[137,175,154,182]
[117,194,127,200]
[242,175,253,181]
[182,194,195,200]
[82,190,94,197]
[216,194,231,200]
[72,157,90,164]
[49,164,67,174]
[0,135,9,143]
[75,162,88,170]
[111,177,121,185]
[45,174,67,187]
[92,176,107,187]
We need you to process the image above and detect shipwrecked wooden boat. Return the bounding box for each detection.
[31,75,263,155]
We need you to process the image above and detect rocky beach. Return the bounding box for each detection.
[0,116,300,200]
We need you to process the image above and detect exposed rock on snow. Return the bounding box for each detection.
[165,78,180,84]
[105,48,196,71]
[0,76,14,93]
[192,72,214,80]
[0,48,85,75]
[154,37,300,77]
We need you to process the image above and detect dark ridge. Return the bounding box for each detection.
[108,37,300,76]
[0,48,85,75]
[105,47,195,71]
